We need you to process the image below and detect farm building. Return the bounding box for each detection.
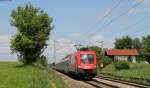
[105,49,139,63]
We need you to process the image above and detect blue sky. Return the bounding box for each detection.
[0,0,150,63]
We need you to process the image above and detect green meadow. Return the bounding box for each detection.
[0,62,66,88]
[99,63,150,85]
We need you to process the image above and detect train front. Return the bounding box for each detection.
[77,51,97,79]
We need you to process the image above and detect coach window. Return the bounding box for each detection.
[71,55,75,64]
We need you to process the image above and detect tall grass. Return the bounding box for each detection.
[0,62,66,88]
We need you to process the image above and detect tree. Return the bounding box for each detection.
[114,36,142,50]
[141,35,150,63]
[87,46,102,64]
[10,4,53,64]
[132,38,141,51]
[114,36,133,49]
[87,46,112,68]
[132,38,143,62]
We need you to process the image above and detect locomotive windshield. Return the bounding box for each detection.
[80,54,94,64]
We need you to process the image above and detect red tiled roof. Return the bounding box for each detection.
[106,49,139,56]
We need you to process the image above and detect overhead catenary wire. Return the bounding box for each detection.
[127,25,150,36]
[82,0,145,48]
[102,20,150,48]
[123,15,150,31]
[105,14,150,42]
[76,0,122,43]
[52,0,146,55]
[112,14,150,39]
[85,0,144,39]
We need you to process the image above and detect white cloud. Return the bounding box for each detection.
[56,38,75,54]
[104,40,114,48]
[71,32,81,38]
[0,34,17,61]
[0,34,10,44]
[79,34,104,47]
[0,34,11,54]
[44,37,76,63]
[90,34,103,42]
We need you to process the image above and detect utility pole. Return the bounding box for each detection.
[52,27,57,65]
[100,40,104,68]
[100,41,104,55]
[100,41,103,49]
[53,40,56,65]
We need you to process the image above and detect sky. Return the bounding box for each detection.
[0,0,150,63]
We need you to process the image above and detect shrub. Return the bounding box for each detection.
[37,55,48,67]
[114,61,130,70]
[101,56,112,67]
[136,57,145,63]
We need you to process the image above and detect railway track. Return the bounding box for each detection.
[96,76,150,88]
[83,76,150,88]
[84,79,117,88]
[53,69,117,88]
[52,69,149,88]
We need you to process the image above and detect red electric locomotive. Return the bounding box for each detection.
[55,51,97,79]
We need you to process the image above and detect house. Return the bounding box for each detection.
[105,49,139,63]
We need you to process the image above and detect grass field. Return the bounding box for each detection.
[99,63,150,85]
[0,62,66,88]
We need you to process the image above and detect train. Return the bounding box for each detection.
[54,50,97,79]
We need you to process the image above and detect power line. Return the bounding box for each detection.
[110,15,150,38]
[52,0,145,54]
[86,0,144,38]
[123,15,150,31]
[91,25,150,48]
[127,25,150,36]
[49,0,121,63]
[77,0,122,42]
[80,0,144,48]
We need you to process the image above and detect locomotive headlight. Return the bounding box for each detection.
[94,65,97,68]
[78,65,81,68]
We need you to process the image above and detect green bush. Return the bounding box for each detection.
[101,56,112,67]
[37,55,48,67]
[114,61,130,70]
[136,56,145,63]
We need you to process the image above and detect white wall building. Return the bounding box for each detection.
[106,49,139,63]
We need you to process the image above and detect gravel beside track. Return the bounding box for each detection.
[52,69,95,88]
